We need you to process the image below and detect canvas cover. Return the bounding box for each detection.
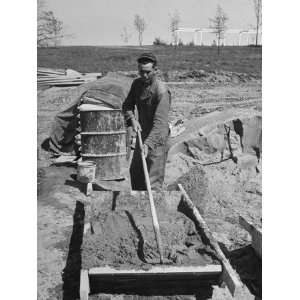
[42,73,133,155]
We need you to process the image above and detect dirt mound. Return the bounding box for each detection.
[113,69,258,84]
[172,70,259,84]
[165,111,262,250]
[168,165,208,214]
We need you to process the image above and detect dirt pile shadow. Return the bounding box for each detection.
[61,201,85,300]
[89,282,215,300]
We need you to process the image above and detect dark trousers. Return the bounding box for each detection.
[130,142,168,191]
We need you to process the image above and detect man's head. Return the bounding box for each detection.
[137,53,157,84]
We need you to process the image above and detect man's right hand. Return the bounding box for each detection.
[131,118,142,132]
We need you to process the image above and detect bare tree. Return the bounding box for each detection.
[252,0,262,46]
[169,10,181,46]
[37,0,70,47]
[134,14,146,46]
[121,26,132,44]
[209,5,228,55]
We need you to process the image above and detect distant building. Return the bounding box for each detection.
[175,28,262,46]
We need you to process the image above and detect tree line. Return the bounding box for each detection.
[126,1,261,52]
[37,1,261,51]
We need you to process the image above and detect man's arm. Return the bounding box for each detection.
[122,81,136,124]
[144,83,171,149]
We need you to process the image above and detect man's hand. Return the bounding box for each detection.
[131,118,142,132]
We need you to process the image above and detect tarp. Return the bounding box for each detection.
[41,73,133,155]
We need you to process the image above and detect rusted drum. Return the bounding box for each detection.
[79,104,127,180]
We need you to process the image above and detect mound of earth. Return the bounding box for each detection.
[114,69,259,84]
[166,110,262,250]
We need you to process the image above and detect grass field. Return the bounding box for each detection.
[37,45,261,76]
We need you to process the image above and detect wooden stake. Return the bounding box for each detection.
[239,215,262,258]
[80,270,90,300]
[86,182,93,196]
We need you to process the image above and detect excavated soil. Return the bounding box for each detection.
[82,192,219,270]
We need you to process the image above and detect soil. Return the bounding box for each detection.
[37,69,261,300]
[81,192,219,270]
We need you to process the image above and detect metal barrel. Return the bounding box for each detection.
[79,104,127,180]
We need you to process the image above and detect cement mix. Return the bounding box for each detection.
[81,192,219,270]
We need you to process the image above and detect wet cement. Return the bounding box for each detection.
[81,192,219,270]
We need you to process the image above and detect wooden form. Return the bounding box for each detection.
[178,184,244,298]
[239,215,262,258]
[80,265,222,299]
[79,190,225,299]
[89,265,222,275]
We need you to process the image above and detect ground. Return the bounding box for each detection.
[37,46,261,300]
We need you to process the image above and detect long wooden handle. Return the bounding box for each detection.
[137,130,164,264]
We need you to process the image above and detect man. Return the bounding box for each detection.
[122,53,171,190]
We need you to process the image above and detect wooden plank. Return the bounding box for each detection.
[239,215,262,258]
[178,184,244,298]
[80,270,90,300]
[86,182,93,196]
[88,265,221,295]
[89,264,222,276]
[38,82,85,87]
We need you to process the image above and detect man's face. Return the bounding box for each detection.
[138,62,156,84]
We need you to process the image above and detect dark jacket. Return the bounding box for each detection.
[122,76,171,149]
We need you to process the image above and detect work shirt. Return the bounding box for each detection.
[122,76,171,149]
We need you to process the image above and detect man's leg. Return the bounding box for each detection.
[146,143,168,190]
[129,145,146,190]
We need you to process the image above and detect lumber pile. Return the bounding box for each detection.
[37,67,102,87]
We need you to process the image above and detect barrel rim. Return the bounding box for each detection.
[79,104,122,112]
[80,130,126,135]
[81,152,127,158]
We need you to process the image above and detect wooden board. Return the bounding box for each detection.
[80,270,90,300]
[178,184,244,298]
[239,215,262,258]
[84,265,222,297]
[89,265,222,275]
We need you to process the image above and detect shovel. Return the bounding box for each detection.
[136,130,164,264]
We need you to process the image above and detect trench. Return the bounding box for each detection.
[81,191,221,299]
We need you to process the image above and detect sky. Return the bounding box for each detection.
[45,0,257,46]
